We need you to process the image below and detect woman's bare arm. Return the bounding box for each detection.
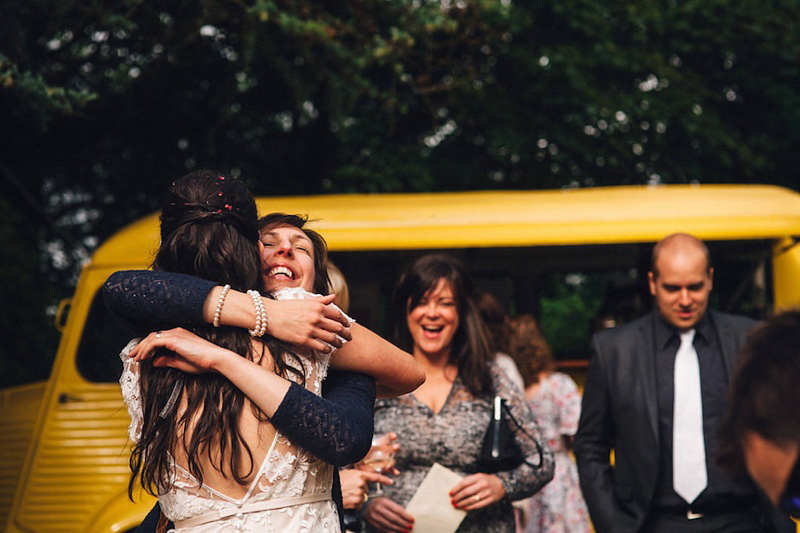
[329,323,425,397]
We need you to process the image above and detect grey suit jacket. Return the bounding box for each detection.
[574,310,757,533]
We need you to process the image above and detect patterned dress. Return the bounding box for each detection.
[368,362,555,533]
[119,288,351,532]
[521,372,590,533]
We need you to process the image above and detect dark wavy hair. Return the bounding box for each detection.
[476,289,512,355]
[258,213,331,296]
[130,170,302,498]
[391,254,493,396]
[717,310,800,477]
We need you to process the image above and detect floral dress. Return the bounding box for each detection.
[521,372,590,533]
[368,362,554,533]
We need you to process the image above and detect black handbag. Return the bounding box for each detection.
[478,396,543,473]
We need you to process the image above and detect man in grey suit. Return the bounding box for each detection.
[575,233,790,532]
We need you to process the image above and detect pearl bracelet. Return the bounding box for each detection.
[247,289,268,337]
[212,284,231,328]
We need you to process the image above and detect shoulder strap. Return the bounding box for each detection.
[501,400,544,468]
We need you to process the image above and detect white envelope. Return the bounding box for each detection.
[405,463,467,533]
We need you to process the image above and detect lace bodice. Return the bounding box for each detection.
[119,288,350,532]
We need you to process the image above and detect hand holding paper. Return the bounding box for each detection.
[405,463,467,533]
[449,471,506,511]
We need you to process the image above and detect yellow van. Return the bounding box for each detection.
[3,184,800,532]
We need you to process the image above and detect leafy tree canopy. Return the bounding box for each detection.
[1,0,798,384]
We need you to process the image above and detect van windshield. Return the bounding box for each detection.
[72,239,773,383]
[331,238,772,365]
[76,291,128,383]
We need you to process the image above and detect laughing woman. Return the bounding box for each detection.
[362,254,554,533]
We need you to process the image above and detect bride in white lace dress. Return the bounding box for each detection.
[117,171,423,532]
[120,288,346,531]
[120,306,339,532]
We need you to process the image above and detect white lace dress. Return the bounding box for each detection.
[119,287,351,532]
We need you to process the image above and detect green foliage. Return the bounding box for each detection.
[539,274,607,360]
[0,196,59,386]
[0,53,97,127]
[1,0,799,384]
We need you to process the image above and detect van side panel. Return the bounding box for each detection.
[773,238,800,311]
[12,385,136,531]
[0,382,47,527]
[7,267,152,532]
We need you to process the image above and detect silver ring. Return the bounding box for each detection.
[156,331,162,339]
[474,493,481,503]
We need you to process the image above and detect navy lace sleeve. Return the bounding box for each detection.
[272,371,375,466]
[102,270,214,336]
[102,269,376,466]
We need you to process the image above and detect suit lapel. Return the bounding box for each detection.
[636,312,660,443]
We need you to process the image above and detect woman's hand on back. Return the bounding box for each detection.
[129,327,233,374]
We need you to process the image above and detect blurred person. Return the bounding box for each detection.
[328,262,351,314]
[476,289,526,392]
[717,310,800,520]
[362,254,554,533]
[575,233,793,533]
[509,314,590,533]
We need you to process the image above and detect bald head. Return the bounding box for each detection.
[650,233,711,280]
[648,233,714,331]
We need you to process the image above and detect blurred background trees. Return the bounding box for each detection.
[1,0,798,385]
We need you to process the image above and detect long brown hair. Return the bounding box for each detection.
[129,170,302,498]
[476,289,512,355]
[391,254,493,396]
[509,314,555,387]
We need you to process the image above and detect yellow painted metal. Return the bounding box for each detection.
[773,238,800,312]
[54,298,71,333]
[0,382,47,528]
[91,185,800,266]
[5,184,800,532]
[4,266,152,532]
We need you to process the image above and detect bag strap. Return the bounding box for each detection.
[499,398,544,469]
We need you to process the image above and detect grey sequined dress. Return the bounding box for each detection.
[368,363,554,533]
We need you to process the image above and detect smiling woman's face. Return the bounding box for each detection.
[406,277,460,361]
[259,225,316,292]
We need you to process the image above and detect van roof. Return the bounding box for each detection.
[91,184,800,268]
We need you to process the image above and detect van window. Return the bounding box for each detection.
[331,238,773,363]
[75,290,129,382]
